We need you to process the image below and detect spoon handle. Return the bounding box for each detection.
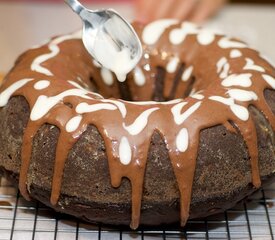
[65,0,85,14]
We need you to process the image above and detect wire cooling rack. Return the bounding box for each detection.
[0,177,275,240]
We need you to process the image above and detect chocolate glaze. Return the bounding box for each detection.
[0,21,274,229]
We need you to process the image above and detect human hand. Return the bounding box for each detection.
[135,0,227,24]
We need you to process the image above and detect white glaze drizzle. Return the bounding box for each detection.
[191,94,204,100]
[31,45,58,76]
[143,64,151,72]
[76,76,90,90]
[31,32,81,76]
[144,53,150,59]
[76,102,117,114]
[0,78,33,107]
[169,22,216,46]
[189,88,197,96]
[216,57,230,79]
[125,99,182,106]
[176,128,189,152]
[220,63,230,79]
[171,102,188,120]
[142,19,179,45]
[218,37,247,49]
[66,115,83,132]
[244,58,265,72]
[34,80,50,90]
[126,101,161,106]
[76,76,84,82]
[67,80,85,90]
[119,136,132,165]
[227,89,258,101]
[217,57,227,73]
[30,89,92,121]
[102,99,127,118]
[160,99,183,105]
[209,95,249,121]
[197,29,215,45]
[123,107,159,135]
[169,22,198,45]
[230,49,242,58]
[133,67,146,86]
[100,68,114,86]
[167,57,179,73]
[209,96,234,105]
[181,66,193,82]
[67,81,103,99]
[230,105,249,121]
[221,73,252,87]
[172,101,201,125]
[67,80,103,99]
[262,74,275,89]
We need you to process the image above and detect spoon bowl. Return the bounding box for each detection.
[65,0,143,82]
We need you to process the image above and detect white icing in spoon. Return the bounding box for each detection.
[93,33,139,82]
[67,2,143,83]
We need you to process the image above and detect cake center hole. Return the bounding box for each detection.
[88,63,197,102]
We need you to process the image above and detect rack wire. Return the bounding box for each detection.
[0,177,275,240]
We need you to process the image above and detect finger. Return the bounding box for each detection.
[188,0,227,24]
[169,0,198,21]
[151,0,177,20]
[135,0,158,23]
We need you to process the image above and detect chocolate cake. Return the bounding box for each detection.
[0,20,274,229]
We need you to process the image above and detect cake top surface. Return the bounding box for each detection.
[0,19,274,229]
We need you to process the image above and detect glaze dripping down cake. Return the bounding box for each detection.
[0,20,274,229]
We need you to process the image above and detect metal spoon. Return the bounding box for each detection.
[65,0,143,82]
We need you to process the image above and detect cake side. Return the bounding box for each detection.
[0,20,274,228]
[0,92,274,226]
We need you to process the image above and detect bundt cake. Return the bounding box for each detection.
[0,20,274,229]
